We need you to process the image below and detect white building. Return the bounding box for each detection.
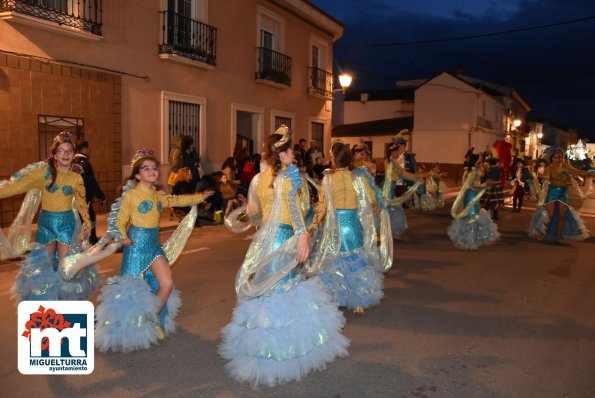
[333,71,531,177]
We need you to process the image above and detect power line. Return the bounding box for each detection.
[336,15,595,49]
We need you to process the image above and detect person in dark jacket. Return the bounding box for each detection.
[74,141,106,244]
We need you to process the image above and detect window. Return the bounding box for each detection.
[261,29,274,50]
[275,116,292,129]
[167,100,200,155]
[311,45,319,68]
[38,115,84,160]
[311,122,324,154]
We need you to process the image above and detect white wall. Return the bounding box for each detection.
[344,100,414,124]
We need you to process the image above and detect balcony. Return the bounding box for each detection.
[0,0,102,37]
[477,116,501,130]
[159,10,217,67]
[308,66,332,98]
[255,47,291,87]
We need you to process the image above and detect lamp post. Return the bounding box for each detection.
[338,72,353,93]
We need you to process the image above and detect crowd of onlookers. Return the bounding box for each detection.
[166,135,330,225]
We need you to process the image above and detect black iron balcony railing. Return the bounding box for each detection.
[0,0,102,35]
[255,47,291,86]
[159,10,217,66]
[308,66,333,98]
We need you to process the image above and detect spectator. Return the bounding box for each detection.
[313,156,327,180]
[298,138,308,159]
[306,140,322,170]
[240,154,257,187]
[233,138,250,180]
[74,140,106,244]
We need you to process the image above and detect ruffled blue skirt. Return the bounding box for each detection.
[448,209,500,250]
[219,277,349,388]
[219,223,349,388]
[11,244,98,302]
[95,275,181,353]
[318,209,384,309]
[95,225,181,353]
[35,210,74,246]
[528,187,589,241]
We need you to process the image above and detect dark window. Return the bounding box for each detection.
[275,116,292,129]
[311,122,324,153]
[38,115,84,160]
[168,100,200,154]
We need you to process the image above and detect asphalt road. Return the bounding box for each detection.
[1,195,594,398]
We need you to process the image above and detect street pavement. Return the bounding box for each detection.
[0,191,594,398]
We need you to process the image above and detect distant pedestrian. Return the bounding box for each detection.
[74,140,106,244]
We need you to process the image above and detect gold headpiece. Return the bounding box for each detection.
[131,148,155,168]
[273,125,291,149]
[391,129,410,145]
[53,131,74,145]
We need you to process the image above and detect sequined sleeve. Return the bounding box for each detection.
[357,167,384,209]
[567,164,593,177]
[0,167,45,199]
[396,166,418,183]
[158,192,206,208]
[287,164,306,235]
[74,174,92,229]
[310,174,328,231]
[116,192,132,239]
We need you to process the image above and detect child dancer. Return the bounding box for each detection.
[382,131,422,238]
[309,141,392,314]
[448,157,500,250]
[0,131,97,301]
[528,148,594,241]
[95,149,212,353]
[220,127,349,388]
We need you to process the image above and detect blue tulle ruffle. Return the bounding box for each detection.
[528,203,589,241]
[95,275,181,353]
[11,245,60,302]
[58,266,99,300]
[447,209,500,250]
[318,250,384,309]
[219,277,349,388]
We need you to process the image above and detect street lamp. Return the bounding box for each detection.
[513,119,521,128]
[338,73,353,93]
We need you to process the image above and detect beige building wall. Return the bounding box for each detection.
[0,0,343,224]
[0,0,343,179]
[0,53,122,226]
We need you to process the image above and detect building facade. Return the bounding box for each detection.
[332,72,531,179]
[0,0,343,226]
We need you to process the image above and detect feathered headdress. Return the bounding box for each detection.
[131,148,155,168]
[273,125,291,149]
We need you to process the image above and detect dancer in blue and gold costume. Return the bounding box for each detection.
[219,127,349,388]
[448,157,500,250]
[382,130,422,238]
[529,147,594,241]
[0,131,97,301]
[309,141,392,314]
[95,149,212,353]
